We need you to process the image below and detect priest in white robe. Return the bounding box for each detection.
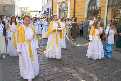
[44,16,63,59]
[17,16,39,81]
[59,19,66,49]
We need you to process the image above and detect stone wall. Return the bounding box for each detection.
[100,0,106,19]
[0,0,15,16]
[52,0,86,22]
[67,0,86,22]
[0,4,15,16]
[0,0,14,4]
[75,0,86,22]
[52,0,57,15]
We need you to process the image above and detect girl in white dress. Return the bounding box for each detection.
[86,22,104,60]
[7,16,18,56]
[17,16,39,81]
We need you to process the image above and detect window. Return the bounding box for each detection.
[2,6,8,11]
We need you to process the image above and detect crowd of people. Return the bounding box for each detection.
[0,15,121,81]
[0,15,71,81]
[87,17,121,60]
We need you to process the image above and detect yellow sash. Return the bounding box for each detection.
[26,40,33,62]
[45,22,53,37]
[17,25,34,62]
[89,26,96,36]
[17,26,25,43]
[46,21,63,48]
[46,22,57,48]
[58,22,63,40]
[13,32,17,48]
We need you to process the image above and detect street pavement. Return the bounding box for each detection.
[0,38,121,81]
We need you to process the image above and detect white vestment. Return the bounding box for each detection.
[60,22,66,48]
[17,25,39,80]
[45,21,62,59]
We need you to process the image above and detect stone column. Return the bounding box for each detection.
[57,0,61,18]
[85,0,90,19]
[67,0,71,18]
[104,0,108,27]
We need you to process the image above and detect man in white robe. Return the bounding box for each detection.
[17,16,39,81]
[44,16,62,59]
[59,19,66,49]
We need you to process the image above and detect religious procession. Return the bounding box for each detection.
[0,0,121,81]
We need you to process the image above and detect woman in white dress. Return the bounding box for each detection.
[7,16,18,56]
[17,16,39,81]
[86,21,104,60]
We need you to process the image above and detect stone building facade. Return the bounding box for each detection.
[51,0,121,22]
[52,0,87,22]
[100,0,121,20]
[0,0,15,16]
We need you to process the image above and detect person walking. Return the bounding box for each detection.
[104,21,117,59]
[86,21,104,60]
[17,16,39,81]
[7,16,18,56]
[44,15,63,59]
[59,18,66,49]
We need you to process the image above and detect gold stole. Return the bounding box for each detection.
[17,25,34,62]
[46,21,63,48]
[45,21,53,37]
[89,26,96,37]
[13,32,17,48]
[46,21,56,48]
[17,26,25,44]
[27,40,33,62]
[59,22,66,40]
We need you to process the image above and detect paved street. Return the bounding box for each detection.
[0,39,121,81]
[0,0,121,81]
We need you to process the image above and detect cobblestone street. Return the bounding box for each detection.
[0,0,121,81]
[0,39,121,81]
